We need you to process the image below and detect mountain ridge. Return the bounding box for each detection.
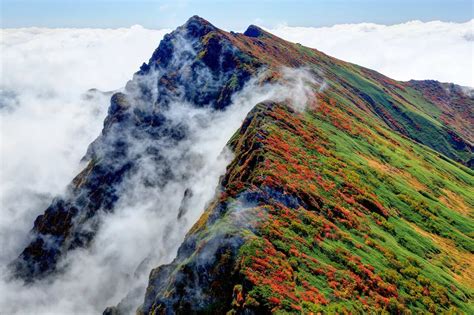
[132,96,473,313]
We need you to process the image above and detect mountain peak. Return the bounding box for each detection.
[185,15,211,25]
[183,15,217,38]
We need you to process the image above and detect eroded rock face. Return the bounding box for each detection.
[10,15,259,281]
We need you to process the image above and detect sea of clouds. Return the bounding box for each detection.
[0,20,472,314]
[270,20,474,87]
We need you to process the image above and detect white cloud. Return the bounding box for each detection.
[0,26,171,314]
[267,19,474,87]
[0,26,170,263]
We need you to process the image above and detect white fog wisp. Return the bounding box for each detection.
[0,26,168,315]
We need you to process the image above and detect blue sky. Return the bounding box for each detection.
[1,0,473,29]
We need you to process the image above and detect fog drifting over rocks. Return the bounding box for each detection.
[0,24,320,313]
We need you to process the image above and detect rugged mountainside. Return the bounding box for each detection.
[11,16,259,280]
[137,100,472,313]
[10,16,473,314]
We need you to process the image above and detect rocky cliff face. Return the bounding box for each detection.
[10,16,473,314]
[10,16,261,280]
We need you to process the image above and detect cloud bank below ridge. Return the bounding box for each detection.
[269,19,474,87]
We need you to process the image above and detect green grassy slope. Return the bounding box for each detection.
[224,100,473,313]
[140,98,472,314]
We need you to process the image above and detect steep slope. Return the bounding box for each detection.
[137,99,473,313]
[9,16,473,314]
[133,21,473,314]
